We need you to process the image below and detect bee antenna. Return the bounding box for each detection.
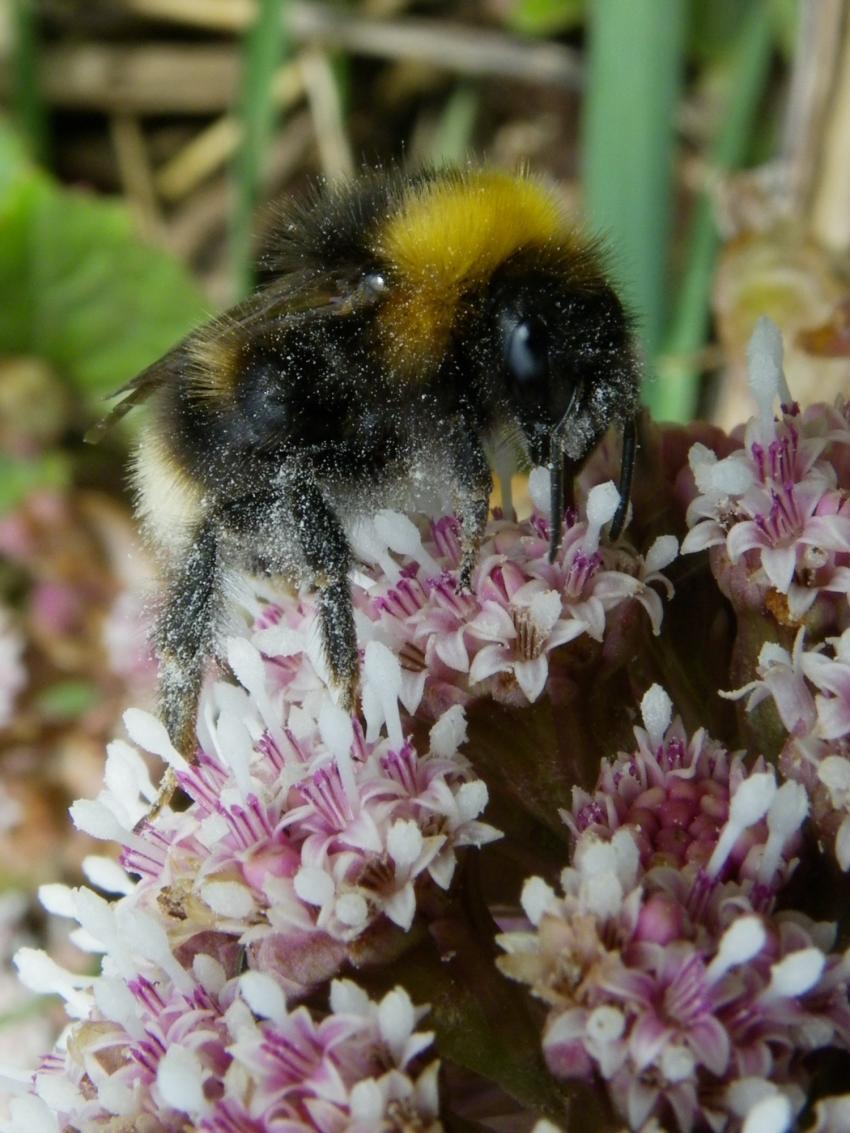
[609,415,637,540]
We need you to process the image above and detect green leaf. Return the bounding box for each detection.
[0,125,31,198]
[0,451,69,515]
[690,0,796,63]
[232,0,290,297]
[688,0,758,62]
[658,3,774,421]
[581,0,687,370]
[0,122,207,409]
[35,679,99,720]
[12,0,49,163]
[505,0,584,37]
[769,0,800,59]
[429,85,480,166]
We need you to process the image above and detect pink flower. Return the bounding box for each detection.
[349,488,677,710]
[683,320,850,621]
[467,577,582,701]
[726,480,850,602]
[569,686,785,880]
[725,628,850,871]
[721,629,818,737]
[499,685,841,1132]
[17,931,440,1133]
[69,639,499,992]
[804,628,850,740]
[810,1094,850,1133]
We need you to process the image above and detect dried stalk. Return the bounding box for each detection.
[155,61,304,202]
[116,0,582,89]
[119,0,253,32]
[0,42,240,113]
[299,47,353,181]
[166,110,314,263]
[811,13,850,254]
[781,0,847,215]
[288,3,581,88]
[109,114,165,240]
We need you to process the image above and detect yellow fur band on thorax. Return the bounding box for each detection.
[374,170,573,374]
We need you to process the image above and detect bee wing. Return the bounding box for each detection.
[84,268,378,443]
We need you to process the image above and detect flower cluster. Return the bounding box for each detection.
[11,318,850,1132]
[5,643,484,1127]
[72,640,499,986]
[10,949,439,1132]
[255,482,676,717]
[724,626,850,873]
[568,693,781,879]
[499,686,850,1133]
[682,318,850,624]
[1,473,679,1131]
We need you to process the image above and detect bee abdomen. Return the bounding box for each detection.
[131,426,205,555]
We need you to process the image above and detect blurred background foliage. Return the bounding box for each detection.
[1,0,850,1080]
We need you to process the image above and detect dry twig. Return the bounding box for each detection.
[299,47,354,181]
[166,110,314,264]
[110,114,165,239]
[0,42,240,113]
[155,61,304,201]
[116,0,582,88]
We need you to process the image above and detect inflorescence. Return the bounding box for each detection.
[5,318,850,1133]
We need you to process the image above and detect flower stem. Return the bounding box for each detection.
[658,3,775,421]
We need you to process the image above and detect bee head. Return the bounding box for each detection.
[487,267,638,468]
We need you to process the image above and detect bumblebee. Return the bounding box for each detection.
[96,167,639,756]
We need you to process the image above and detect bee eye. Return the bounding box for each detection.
[505,317,549,387]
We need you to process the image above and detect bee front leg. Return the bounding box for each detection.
[610,414,637,540]
[316,577,358,712]
[448,424,492,590]
[286,471,358,711]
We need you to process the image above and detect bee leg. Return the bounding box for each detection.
[316,577,359,711]
[287,472,358,711]
[154,517,223,762]
[449,426,492,590]
[610,414,637,540]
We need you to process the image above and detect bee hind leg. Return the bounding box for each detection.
[154,517,223,763]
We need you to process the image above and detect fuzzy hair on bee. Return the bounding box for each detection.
[93,166,640,759]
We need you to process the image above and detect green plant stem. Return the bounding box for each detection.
[581,0,687,374]
[656,3,775,422]
[232,0,290,299]
[12,0,48,163]
[430,84,480,166]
